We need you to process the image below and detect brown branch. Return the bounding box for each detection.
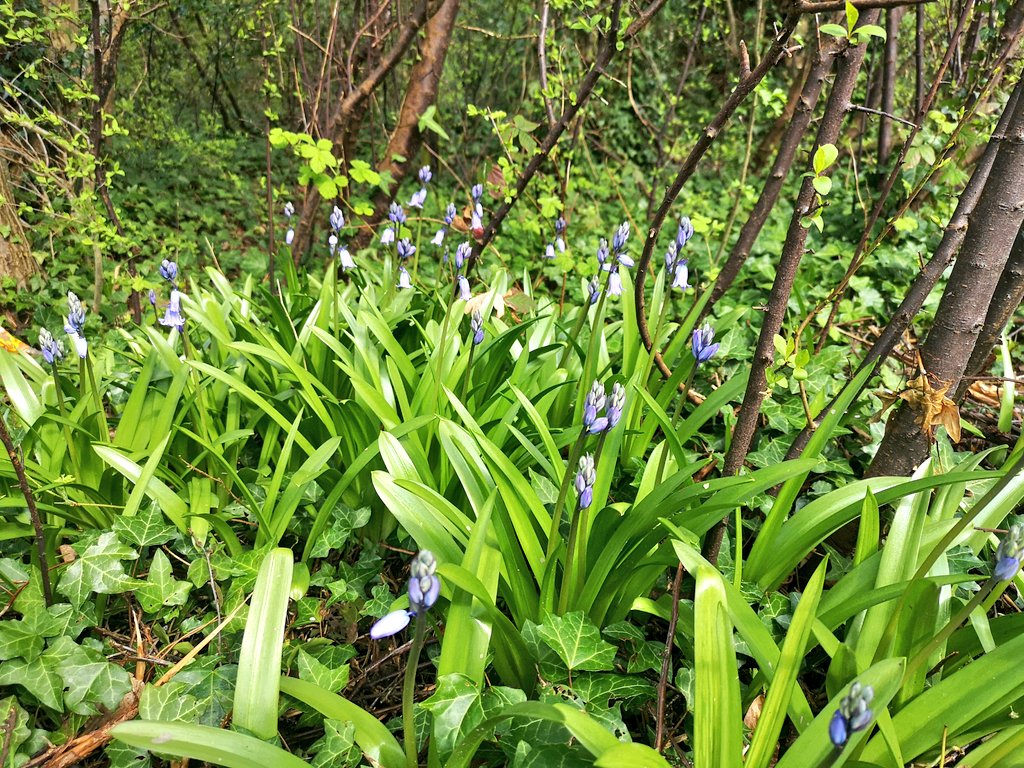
[796,0,933,11]
[463,0,626,270]
[538,1,557,128]
[848,102,919,129]
[0,410,52,606]
[290,0,431,257]
[634,13,802,388]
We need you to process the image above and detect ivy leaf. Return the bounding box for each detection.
[297,648,349,693]
[105,740,152,768]
[0,696,33,765]
[135,549,192,614]
[535,612,617,672]
[113,504,177,548]
[138,681,205,722]
[309,718,362,768]
[174,661,237,726]
[0,654,64,710]
[421,674,527,763]
[308,506,371,559]
[0,620,44,661]
[57,532,140,608]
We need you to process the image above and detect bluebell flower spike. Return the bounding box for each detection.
[587,275,601,305]
[676,217,694,250]
[39,329,63,365]
[995,521,1024,580]
[397,239,416,261]
[471,183,483,202]
[455,242,471,271]
[607,383,626,428]
[583,381,607,432]
[829,682,874,748]
[471,310,485,345]
[329,206,345,233]
[575,454,596,510]
[370,550,441,640]
[159,289,186,332]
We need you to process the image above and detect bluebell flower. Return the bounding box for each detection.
[607,383,626,428]
[159,289,185,332]
[545,243,556,259]
[328,233,338,257]
[995,521,1024,580]
[587,275,601,305]
[555,217,567,252]
[397,239,416,261]
[283,203,295,245]
[612,221,630,255]
[338,245,356,272]
[470,202,483,234]
[457,274,471,301]
[381,227,395,245]
[665,242,679,273]
[672,261,690,291]
[370,550,441,640]
[389,202,407,226]
[676,217,694,251]
[607,270,623,296]
[471,183,483,202]
[418,166,433,185]
[159,260,178,284]
[65,291,86,335]
[146,290,156,308]
[432,203,457,246]
[691,323,720,364]
[583,381,607,432]
[38,328,63,365]
[596,238,609,267]
[575,454,596,510]
[471,310,484,346]
[397,267,412,290]
[454,242,471,271]
[408,187,427,209]
[329,206,345,233]
[829,682,874,748]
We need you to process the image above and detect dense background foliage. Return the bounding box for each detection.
[1,0,1024,766]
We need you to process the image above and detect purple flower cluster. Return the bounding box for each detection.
[665,217,694,291]
[596,221,634,296]
[283,202,295,246]
[582,380,626,435]
[829,682,874,748]
[995,521,1024,581]
[328,206,356,271]
[64,292,88,358]
[38,328,63,365]
[691,323,720,365]
[381,203,406,246]
[575,454,596,510]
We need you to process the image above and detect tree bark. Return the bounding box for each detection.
[959,223,1024,395]
[704,33,840,316]
[868,81,1024,477]
[704,12,880,564]
[0,151,37,289]
[877,7,902,166]
[349,0,461,253]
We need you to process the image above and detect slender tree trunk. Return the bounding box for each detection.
[877,8,902,166]
[752,44,810,170]
[349,0,461,253]
[868,83,1024,477]
[704,12,880,565]
[0,153,37,289]
[704,33,840,316]
[959,223,1024,396]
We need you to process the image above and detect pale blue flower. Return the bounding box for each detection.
[397,267,412,289]
[418,166,432,185]
[381,227,395,245]
[672,261,690,291]
[408,187,427,209]
[159,289,185,331]
[676,216,694,250]
[397,239,416,260]
[457,275,471,301]
[329,206,345,233]
[454,242,471,271]
[607,269,623,296]
[471,183,483,201]
[587,275,601,305]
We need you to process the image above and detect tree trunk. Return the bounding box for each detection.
[877,8,902,167]
[0,152,37,290]
[350,0,461,252]
[704,33,840,316]
[959,223,1024,395]
[868,81,1024,477]
[704,11,880,565]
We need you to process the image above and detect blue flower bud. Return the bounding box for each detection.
[607,383,626,428]
[471,183,483,201]
[454,242,471,271]
[691,323,720,364]
[38,328,63,365]
[444,203,456,226]
[329,206,344,233]
[587,275,601,305]
[418,166,432,185]
[995,521,1024,580]
[471,310,484,346]
[575,454,596,510]
[612,221,630,254]
[830,682,874,748]
[283,201,294,219]
[676,217,694,250]
[388,202,406,226]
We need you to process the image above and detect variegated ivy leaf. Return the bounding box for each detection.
[57,532,141,608]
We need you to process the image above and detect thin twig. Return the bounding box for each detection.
[0,411,52,606]
[848,103,920,128]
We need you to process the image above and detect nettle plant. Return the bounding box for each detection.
[3,166,1024,767]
